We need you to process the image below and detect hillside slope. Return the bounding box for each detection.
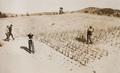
[80,7,120,17]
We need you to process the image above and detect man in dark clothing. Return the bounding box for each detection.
[87,26,94,44]
[27,33,35,54]
[9,24,15,40]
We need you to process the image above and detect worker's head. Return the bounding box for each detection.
[89,26,92,28]
[60,7,63,10]
[27,33,34,39]
[10,24,13,26]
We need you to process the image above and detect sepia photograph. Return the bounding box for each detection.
[0,0,120,73]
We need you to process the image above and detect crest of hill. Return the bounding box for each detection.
[78,7,120,17]
[26,7,120,17]
[1,7,120,18]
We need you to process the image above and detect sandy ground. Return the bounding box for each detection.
[0,38,94,73]
[0,13,120,73]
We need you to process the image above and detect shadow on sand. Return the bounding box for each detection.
[3,39,9,41]
[20,46,31,54]
[75,36,87,43]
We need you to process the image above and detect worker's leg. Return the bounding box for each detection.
[31,41,35,53]
[89,35,93,44]
[5,32,10,41]
[10,33,15,40]
[87,35,90,44]
[28,40,32,53]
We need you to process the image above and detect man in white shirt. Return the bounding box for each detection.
[5,25,10,41]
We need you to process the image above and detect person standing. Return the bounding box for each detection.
[27,33,35,54]
[87,26,94,44]
[9,24,15,40]
[59,7,64,14]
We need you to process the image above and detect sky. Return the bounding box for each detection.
[0,0,120,14]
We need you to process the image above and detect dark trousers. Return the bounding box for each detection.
[5,32,14,40]
[28,39,35,53]
[9,33,14,40]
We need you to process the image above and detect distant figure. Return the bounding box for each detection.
[5,25,10,41]
[8,24,15,40]
[87,26,94,44]
[59,7,64,14]
[27,33,35,54]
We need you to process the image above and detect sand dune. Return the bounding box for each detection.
[0,13,120,73]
